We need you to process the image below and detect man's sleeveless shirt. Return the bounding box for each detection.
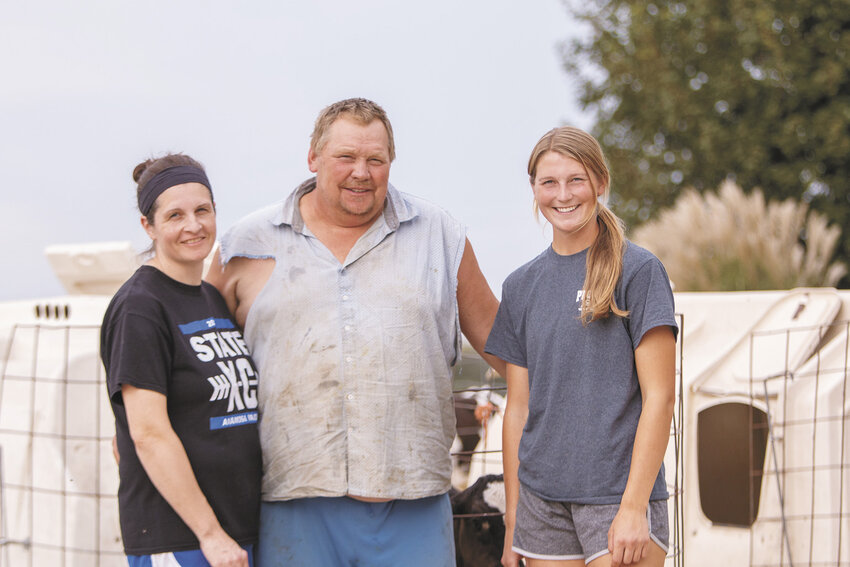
[219,179,466,500]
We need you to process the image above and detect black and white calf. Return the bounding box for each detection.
[451,474,506,567]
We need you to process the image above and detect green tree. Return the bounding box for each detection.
[563,0,850,286]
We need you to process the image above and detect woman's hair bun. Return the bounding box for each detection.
[132,159,155,183]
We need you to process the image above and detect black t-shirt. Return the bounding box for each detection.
[101,265,261,555]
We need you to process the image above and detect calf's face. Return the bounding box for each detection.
[452,474,506,567]
[455,514,505,567]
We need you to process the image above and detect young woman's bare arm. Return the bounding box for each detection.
[607,326,676,567]
[501,362,530,567]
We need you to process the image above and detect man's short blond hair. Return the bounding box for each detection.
[310,98,396,162]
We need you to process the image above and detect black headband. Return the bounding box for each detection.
[138,165,212,216]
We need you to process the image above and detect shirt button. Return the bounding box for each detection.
[344,325,352,332]
[342,294,350,301]
[346,393,354,401]
[345,356,353,363]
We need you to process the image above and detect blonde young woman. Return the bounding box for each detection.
[485,127,677,567]
[101,154,261,567]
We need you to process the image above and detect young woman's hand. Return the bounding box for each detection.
[607,504,650,566]
[501,516,523,567]
[199,529,250,567]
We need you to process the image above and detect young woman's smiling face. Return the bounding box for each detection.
[532,151,603,255]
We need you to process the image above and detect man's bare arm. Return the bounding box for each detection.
[456,238,507,378]
[206,250,238,315]
[205,251,274,330]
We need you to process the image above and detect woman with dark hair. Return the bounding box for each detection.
[487,127,678,567]
[101,154,261,567]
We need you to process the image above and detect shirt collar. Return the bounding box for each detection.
[272,177,417,232]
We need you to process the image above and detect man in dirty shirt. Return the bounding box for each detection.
[207,98,505,566]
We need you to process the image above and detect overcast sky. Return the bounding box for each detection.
[1,0,593,301]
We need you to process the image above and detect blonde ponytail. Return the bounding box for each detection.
[581,205,628,324]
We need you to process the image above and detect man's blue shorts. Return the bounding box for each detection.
[256,493,455,566]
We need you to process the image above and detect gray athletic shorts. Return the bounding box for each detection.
[513,484,669,564]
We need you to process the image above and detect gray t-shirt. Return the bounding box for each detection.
[485,242,678,504]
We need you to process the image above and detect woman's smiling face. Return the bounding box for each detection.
[142,182,216,271]
[532,151,603,254]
